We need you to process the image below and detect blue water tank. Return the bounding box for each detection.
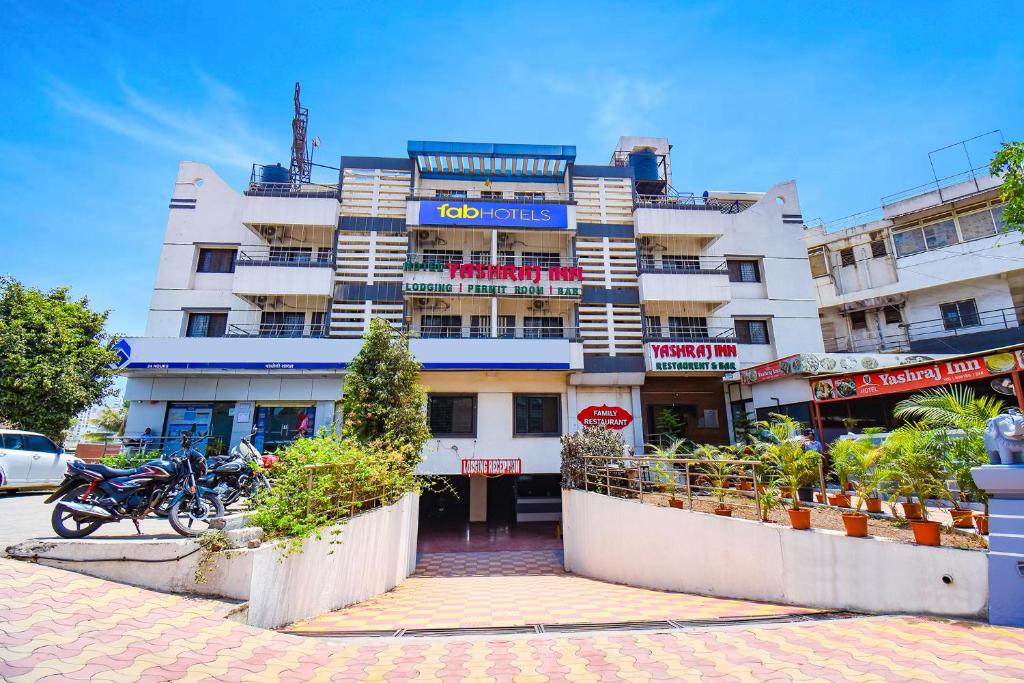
[628,149,660,182]
[260,163,289,184]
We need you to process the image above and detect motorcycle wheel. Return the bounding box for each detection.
[51,486,105,539]
[167,491,225,537]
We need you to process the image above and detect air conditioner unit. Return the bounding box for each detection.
[254,295,269,305]
[497,232,514,248]
[531,299,547,311]
[414,298,430,309]
[259,225,282,241]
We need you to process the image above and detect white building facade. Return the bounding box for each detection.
[120,136,821,522]
[806,174,1017,356]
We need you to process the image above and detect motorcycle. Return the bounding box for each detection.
[202,433,273,507]
[45,432,224,538]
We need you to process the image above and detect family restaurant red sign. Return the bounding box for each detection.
[811,350,1022,402]
[577,405,633,430]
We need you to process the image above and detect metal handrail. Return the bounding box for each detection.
[637,257,728,275]
[237,248,334,268]
[406,188,574,203]
[406,253,578,269]
[409,325,580,341]
[643,326,738,344]
[246,164,339,198]
[226,322,328,338]
[824,305,1023,353]
[635,194,752,214]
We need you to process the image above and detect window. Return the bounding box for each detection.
[498,314,516,338]
[514,395,561,436]
[870,238,888,258]
[644,315,662,339]
[668,316,709,340]
[268,246,313,263]
[940,299,981,330]
[310,312,326,336]
[435,189,467,199]
[892,228,926,257]
[196,248,237,273]
[735,319,770,344]
[923,219,958,250]
[958,209,996,241]
[727,259,761,283]
[480,190,504,199]
[186,312,228,338]
[524,316,563,338]
[469,315,491,338]
[639,253,655,270]
[422,249,462,266]
[260,312,305,337]
[808,248,828,278]
[421,315,462,338]
[471,250,514,265]
[993,204,1007,232]
[428,395,476,436]
[514,192,545,201]
[661,254,700,273]
[850,311,867,330]
[24,434,58,453]
[522,251,561,268]
[839,247,855,267]
[883,306,902,325]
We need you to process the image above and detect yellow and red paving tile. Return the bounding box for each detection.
[2,555,1024,681]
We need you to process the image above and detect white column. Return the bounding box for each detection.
[630,386,645,454]
[567,384,579,432]
[723,383,736,445]
[491,297,498,337]
[469,476,487,522]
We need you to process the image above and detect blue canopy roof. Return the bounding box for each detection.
[407,140,576,181]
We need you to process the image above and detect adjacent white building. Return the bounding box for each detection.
[120,135,821,524]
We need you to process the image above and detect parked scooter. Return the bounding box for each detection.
[45,432,224,538]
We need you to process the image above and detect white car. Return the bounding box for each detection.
[0,429,80,491]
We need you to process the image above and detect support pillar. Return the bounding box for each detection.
[567,385,578,432]
[469,476,487,523]
[971,465,1024,626]
[630,386,645,454]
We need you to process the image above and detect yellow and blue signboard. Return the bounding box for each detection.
[418,200,568,228]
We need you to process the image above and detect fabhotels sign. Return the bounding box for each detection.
[418,200,568,228]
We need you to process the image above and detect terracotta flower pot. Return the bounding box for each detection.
[901,502,924,520]
[949,509,975,529]
[780,487,793,498]
[865,498,883,514]
[814,492,824,503]
[842,512,869,537]
[713,504,733,517]
[828,494,852,508]
[787,508,811,529]
[974,515,989,535]
[668,498,685,509]
[756,483,768,493]
[910,520,941,546]
[736,481,753,491]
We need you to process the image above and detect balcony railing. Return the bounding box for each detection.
[643,325,738,344]
[406,253,577,269]
[635,193,752,214]
[237,248,334,268]
[226,322,328,338]
[407,188,575,204]
[245,164,339,199]
[408,325,580,341]
[638,257,727,275]
[825,305,1024,353]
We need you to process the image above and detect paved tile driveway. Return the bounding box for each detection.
[2,557,1023,681]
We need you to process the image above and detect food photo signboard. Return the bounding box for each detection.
[811,350,1021,402]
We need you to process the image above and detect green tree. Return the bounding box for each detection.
[0,277,118,439]
[990,141,1024,235]
[340,318,429,465]
[94,401,128,435]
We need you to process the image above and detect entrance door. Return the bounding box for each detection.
[486,475,516,525]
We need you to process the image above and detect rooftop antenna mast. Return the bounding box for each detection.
[290,82,312,186]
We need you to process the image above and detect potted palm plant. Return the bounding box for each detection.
[647,437,689,508]
[756,414,821,530]
[879,425,948,545]
[696,445,735,516]
[840,436,888,537]
[827,437,861,508]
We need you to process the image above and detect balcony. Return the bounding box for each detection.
[638,259,731,305]
[232,249,335,297]
[225,322,329,339]
[409,323,580,341]
[409,337,582,371]
[404,252,582,300]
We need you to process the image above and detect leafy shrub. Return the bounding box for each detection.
[248,431,417,555]
[560,426,628,490]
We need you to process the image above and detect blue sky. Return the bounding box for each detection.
[1,1,1021,336]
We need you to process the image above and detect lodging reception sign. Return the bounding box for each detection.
[418,200,568,229]
[811,349,1022,402]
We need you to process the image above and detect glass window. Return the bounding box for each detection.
[310,312,326,336]
[644,315,662,339]
[850,311,867,330]
[469,315,491,338]
[480,190,504,199]
[421,315,462,338]
[839,248,855,267]
[260,312,305,337]
[514,192,545,200]
[992,205,1007,232]
[268,246,313,263]
[524,316,563,338]
[923,219,958,250]
[883,306,902,324]
[422,249,462,266]
[514,395,561,436]
[428,395,476,436]
[870,239,888,258]
[2,433,27,450]
[639,253,655,270]
[186,312,228,338]
[197,248,237,273]
[24,434,58,453]
[808,248,828,278]
[940,300,981,330]
[522,251,561,268]
[435,189,467,199]
[957,210,996,241]
[892,228,926,257]
[668,316,708,340]
[662,254,700,273]
[498,314,516,338]
[727,260,760,283]
[735,319,769,344]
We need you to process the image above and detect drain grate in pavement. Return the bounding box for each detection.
[285,610,858,639]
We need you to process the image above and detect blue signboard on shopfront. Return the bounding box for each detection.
[418,200,568,229]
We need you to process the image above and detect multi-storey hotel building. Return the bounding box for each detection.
[119,136,821,523]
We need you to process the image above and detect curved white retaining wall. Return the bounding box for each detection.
[562,489,988,619]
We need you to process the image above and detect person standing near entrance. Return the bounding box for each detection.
[803,429,822,453]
